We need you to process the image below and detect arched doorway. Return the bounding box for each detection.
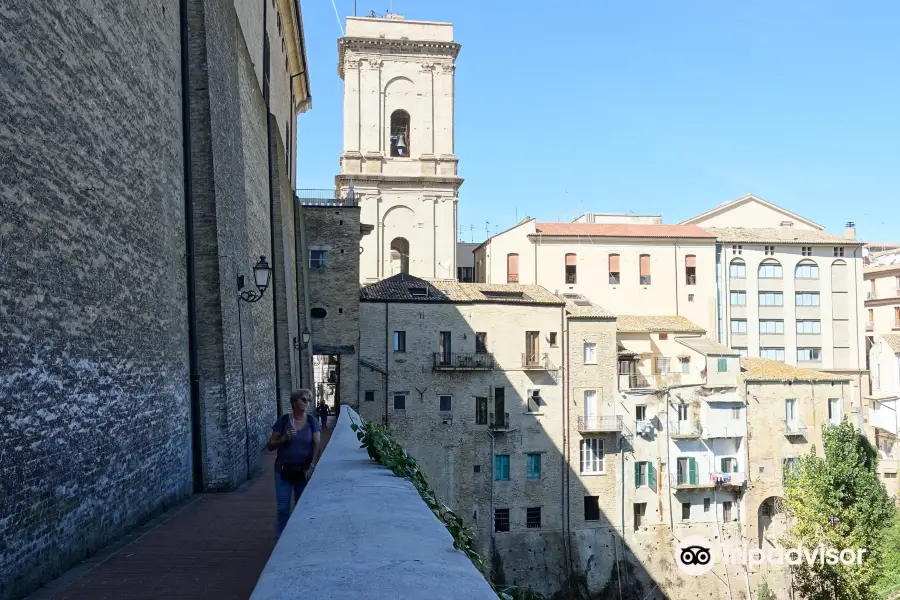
[390,237,410,275]
[758,496,788,548]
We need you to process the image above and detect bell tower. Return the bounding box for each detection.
[337,14,462,282]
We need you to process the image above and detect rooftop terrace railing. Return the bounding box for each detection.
[295,188,359,207]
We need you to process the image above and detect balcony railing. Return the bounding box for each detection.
[522,353,554,370]
[784,419,807,437]
[670,471,746,490]
[669,420,702,439]
[619,373,651,390]
[432,352,495,371]
[654,372,682,388]
[295,188,359,207]
[578,415,623,433]
[489,412,510,430]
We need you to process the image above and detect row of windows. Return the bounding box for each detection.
[494,453,543,480]
[730,318,823,334]
[729,259,845,279]
[747,347,823,361]
[383,389,545,419]
[507,253,698,286]
[732,244,846,258]
[730,291,822,307]
[493,507,542,532]
[785,397,842,423]
[392,330,557,352]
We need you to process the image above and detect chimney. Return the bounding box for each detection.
[845,221,856,240]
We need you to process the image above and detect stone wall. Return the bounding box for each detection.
[0,1,190,597]
[304,206,363,408]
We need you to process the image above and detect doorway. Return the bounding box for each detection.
[313,354,340,416]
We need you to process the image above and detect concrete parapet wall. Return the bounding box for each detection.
[250,406,497,600]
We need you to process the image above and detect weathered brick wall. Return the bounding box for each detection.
[0,1,191,598]
[304,207,362,408]
[188,0,277,489]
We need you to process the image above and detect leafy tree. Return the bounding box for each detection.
[874,513,900,598]
[782,420,896,600]
[757,580,776,600]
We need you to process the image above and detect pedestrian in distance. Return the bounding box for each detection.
[318,401,329,429]
[267,389,321,538]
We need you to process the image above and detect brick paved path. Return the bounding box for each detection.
[28,419,335,600]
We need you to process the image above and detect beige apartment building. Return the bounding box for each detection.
[864,249,900,346]
[336,15,462,282]
[867,334,900,500]
[473,218,719,335]
[681,195,865,381]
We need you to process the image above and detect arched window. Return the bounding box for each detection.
[831,260,848,292]
[565,253,577,284]
[390,110,410,157]
[758,259,782,279]
[608,254,620,284]
[507,253,519,283]
[794,260,819,280]
[729,258,746,279]
[390,237,409,275]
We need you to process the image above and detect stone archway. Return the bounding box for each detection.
[758,496,788,548]
[390,237,410,275]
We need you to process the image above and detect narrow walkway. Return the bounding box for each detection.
[29,419,335,600]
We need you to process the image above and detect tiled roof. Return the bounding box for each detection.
[562,294,615,318]
[882,334,900,354]
[616,315,705,333]
[705,227,860,245]
[530,222,716,239]
[739,358,850,383]
[865,263,900,275]
[360,274,564,305]
[675,337,740,357]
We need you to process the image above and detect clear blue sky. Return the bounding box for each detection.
[295,0,900,243]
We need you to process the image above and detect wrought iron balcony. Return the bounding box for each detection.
[670,471,746,490]
[578,415,623,433]
[295,188,359,207]
[619,373,651,390]
[522,353,554,370]
[489,412,510,431]
[432,352,495,371]
[784,419,807,437]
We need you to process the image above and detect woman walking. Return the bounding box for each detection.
[267,389,321,538]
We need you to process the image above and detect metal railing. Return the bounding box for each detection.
[432,352,495,370]
[654,372,682,388]
[784,419,807,436]
[670,471,746,489]
[619,373,651,390]
[669,420,702,438]
[295,188,359,207]
[489,412,510,430]
[522,353,554,370]
[578,415,623,433]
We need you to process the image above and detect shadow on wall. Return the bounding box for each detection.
[356,295,671,599]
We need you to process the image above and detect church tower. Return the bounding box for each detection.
[337,14,462,282]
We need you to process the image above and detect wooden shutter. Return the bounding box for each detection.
[566,253,577,266]
[640,254,651,276]
[609,254,620,271]
[685,255,696,267]
[635,462,641,487]
[689,457,698,485]
[733,459,738,473]
[507,254,519,283]
[648,463,657,491]
[720,458,726,473]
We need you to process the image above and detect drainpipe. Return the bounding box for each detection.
[292,197,303,391]
[488,429,495,546]
[179,0,203,492]
[560,305,571,570]
[674,240,680,316]
[664,389,675,530]
[384,302,389,426]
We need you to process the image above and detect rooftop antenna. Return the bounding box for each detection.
[485,221,491,240]
[470,224,474,243]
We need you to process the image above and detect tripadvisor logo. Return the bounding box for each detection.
[675,536,867,576]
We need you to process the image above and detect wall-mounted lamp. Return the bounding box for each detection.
[237,256,272,303]
[293,328,311,350]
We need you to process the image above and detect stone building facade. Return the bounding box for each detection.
[336,15,462,282]
[0,1,326,597]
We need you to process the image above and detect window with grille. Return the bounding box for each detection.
[580,438,604,474]
[834,247,844,257]
[585,496,600,521]
[764,245,775,255]
[801,246,812,256]
[526,507,542,529]
[732,245,742,255]
[494,508,510,532]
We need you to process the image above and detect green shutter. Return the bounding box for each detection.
[689,458,698,485]
[733,459,738,473]
[720,458,726,473]
[648,463,657,491]
[635,462,641,487]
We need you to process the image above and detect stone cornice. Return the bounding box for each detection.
[338,37,461,78]
[335,172,463,190]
